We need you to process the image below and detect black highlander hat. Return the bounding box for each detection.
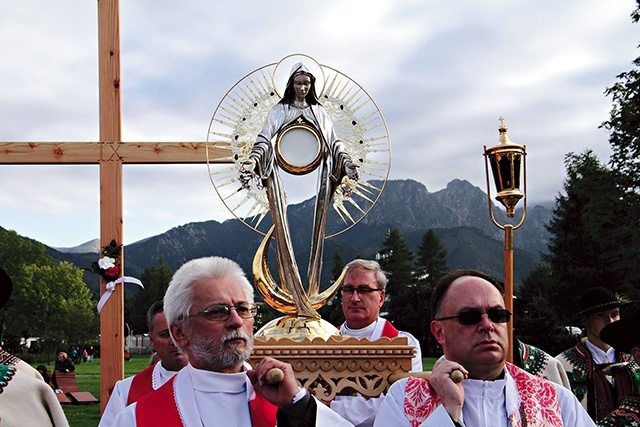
[576,287,633,319]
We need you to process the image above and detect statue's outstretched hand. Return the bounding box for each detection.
[240,159,256,174]
[239,159,257,189]
[345,160,359,181]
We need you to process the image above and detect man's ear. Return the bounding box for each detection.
[170,322,189,348]
[581,316,588,328]
[378,290,386,308]
[431,320,446,346]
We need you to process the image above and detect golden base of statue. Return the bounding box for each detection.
[255,315,340,341]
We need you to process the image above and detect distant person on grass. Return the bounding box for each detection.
[52,351,75,390]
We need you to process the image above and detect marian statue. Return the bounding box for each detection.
[239,61,359,318]
[206,54,390,335]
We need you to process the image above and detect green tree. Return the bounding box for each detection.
[125,257,174,334]
[0,230,56,349]
[377,228,415,329]
[599,0,640,300]
[3,260,98,355]
[545,150,634,318]
[601,0,640,195]
[516,263,573,356]
[0,230,51,279]
[415,229,448,287]
[412,229,449,355]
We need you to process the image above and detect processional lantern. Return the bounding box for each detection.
[484,117,527,220]
[483,117,527,364]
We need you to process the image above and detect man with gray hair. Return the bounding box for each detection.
[330,259,422,427]
[114,256,352,427]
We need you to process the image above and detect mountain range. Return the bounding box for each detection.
[39,179,553,297]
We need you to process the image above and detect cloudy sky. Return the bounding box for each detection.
[1,0,638,248]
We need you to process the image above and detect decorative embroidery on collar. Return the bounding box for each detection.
[402,363,563,427]
[505,363,563,427]
[403,377,441,427]
[0,349,19,367]
[0,364,16,394]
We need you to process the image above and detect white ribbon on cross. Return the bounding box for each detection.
[97,276,144,313]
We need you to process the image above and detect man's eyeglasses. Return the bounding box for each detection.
[340,286,384,296]
[187,303,258,321]
[434,308,511,325]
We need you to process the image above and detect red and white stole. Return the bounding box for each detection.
[136,375,278,427]
[380,319,400,338]
[127,363,155,405]
[403,362,563,427]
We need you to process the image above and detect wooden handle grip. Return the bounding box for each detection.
[388,369,465,384]
[266,368,284,384]
[450,369,464,383]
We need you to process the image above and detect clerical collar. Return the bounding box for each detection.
[342,319,378,339]
[154,362,180,389]
[159,362,182,373]
[188,364,247,394]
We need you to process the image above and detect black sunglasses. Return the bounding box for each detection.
[435,308,512,325]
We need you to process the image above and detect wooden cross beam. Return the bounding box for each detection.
[0,141,228,164]
[0,0,231,412]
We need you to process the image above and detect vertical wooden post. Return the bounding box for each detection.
[504,224,514,364]
[98,0,124,413]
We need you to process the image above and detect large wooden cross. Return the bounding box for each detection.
[0,0,230,411]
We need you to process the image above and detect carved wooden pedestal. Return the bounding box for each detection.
[249,335,415,404]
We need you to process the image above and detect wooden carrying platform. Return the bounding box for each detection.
[54,371,99,404]
[249,335,415,404]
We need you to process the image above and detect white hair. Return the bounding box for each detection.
[163,257,254,328]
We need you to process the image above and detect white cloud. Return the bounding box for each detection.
[1,0,638,246]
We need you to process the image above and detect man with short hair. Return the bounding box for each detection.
[337,259,423,371]
[99,300,188,426]
[556,287,640,421]
[374,269,594,426]
[114,256,352,427]
[597,308,640,426]
[330,259,422,427]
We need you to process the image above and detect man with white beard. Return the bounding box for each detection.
[114,256,352,427]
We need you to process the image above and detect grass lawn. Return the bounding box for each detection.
[35,355,439,426]
[422,357,437,372]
